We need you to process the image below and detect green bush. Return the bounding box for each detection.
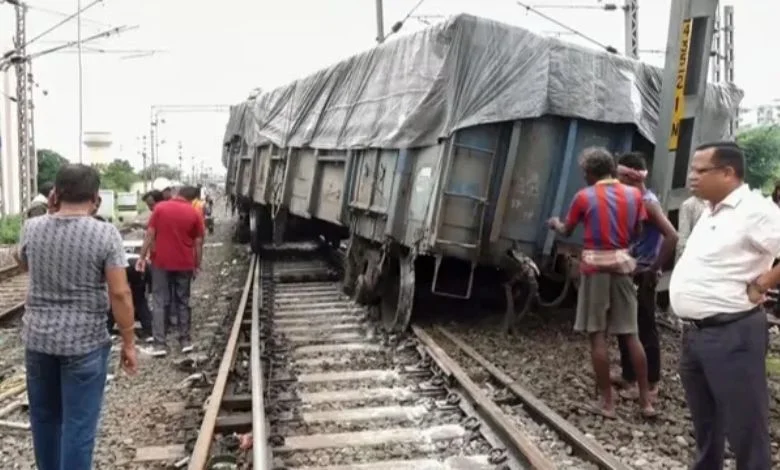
[0,215,22,244]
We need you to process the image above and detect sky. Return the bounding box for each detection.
[0,0,775,177]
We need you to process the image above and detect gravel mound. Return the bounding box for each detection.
[437,306,780,470]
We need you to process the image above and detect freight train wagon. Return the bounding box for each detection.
[222,14,740,333]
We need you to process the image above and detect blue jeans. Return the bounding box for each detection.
[25,345,110,470]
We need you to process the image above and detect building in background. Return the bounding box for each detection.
[83,131,113,166]
[738,99,780,129]
[0,68,21,216]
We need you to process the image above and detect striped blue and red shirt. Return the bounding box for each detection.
[565,179,647,273]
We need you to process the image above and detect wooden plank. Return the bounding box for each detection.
[437,327,631,470]
[215,413,252,433]
[134,444,186,462]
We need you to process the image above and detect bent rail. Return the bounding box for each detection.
[188,255,256,470]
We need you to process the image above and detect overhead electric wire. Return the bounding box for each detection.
[23,1,112,28]
[515,1,618,54]
[25,24,138,61]
[387,0,428,37]
[25,0,103,47]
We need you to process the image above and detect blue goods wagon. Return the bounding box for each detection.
[222,14,740,333]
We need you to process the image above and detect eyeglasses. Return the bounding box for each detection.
[689,165,724,175]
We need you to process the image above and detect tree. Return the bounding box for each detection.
[737,126,780,190]
[137,163,181,181]
[96,159,139,192]
[37,149,68,188]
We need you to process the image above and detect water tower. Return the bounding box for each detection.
[83,131,113,166]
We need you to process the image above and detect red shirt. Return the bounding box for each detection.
[148,198,205,271]
[565,180,646,273]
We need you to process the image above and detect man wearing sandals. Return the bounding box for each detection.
[547,147,656,418]
[670,142,778,470]
[612,152,679,402]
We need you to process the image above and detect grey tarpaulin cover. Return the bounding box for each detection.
[223,13,741,166]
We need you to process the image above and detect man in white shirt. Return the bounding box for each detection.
[670,141,779,470]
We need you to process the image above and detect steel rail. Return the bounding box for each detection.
[188,256,256,470]
[436,326,631,470]
[0,264,22,283]
[251,261,269,468]
[0,301,24,320]
[411,325,557,470]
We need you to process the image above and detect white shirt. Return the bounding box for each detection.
[670,184,780,319]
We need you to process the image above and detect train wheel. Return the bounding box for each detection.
[378,253,415,332]
[355,249,382,305]
[500,251,540,336]
[501,276,538,336]
[249,207,262,254]
[342,236,362,296]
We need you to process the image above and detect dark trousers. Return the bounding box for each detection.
[680,310,771,470]
[618,271,660,383]
[107,265,152,336]
[25,345,110,470]
[151,266,193,346]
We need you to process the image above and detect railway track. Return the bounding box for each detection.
[0,264,26,321]
[188,242,634,470]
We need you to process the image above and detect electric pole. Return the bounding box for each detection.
[14,2,36,211]
[141,135,148,191]
[723,5,736,136]
[375,0,385,43]
[710,4,722,83]
[623,0,639,60]
[177,140,183,180]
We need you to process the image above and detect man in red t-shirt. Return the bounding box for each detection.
[546,147,655,419]
[136,185,204,357]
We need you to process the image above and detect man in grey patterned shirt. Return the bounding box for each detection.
[15,164,138,470]
[676,195,706,262]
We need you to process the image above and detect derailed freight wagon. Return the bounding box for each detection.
[222,14,740,332]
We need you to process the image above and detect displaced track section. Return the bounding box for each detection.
[0,265,26,321]
[190,242,564,469]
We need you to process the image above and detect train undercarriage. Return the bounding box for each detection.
[235,198,576,335]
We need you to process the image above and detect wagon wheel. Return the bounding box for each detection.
[355,250,383,305]
[499,250,539,336]
[378,254,416,332]
[342,235,361,296]
[248,207,262,254]
[501,275,538,336]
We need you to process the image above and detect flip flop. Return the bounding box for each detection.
[619,387,639,400]
[580,403,617,420]
[640,407,660,419]
[610,374,630,389]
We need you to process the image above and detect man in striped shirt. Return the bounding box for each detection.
[547,147,655,418]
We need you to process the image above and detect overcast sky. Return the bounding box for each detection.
[0,0,772,175]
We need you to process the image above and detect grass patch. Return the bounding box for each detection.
[0,215,22,244]
[767,355,780,376]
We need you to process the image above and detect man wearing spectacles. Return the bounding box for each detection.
[670,141,780,470]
